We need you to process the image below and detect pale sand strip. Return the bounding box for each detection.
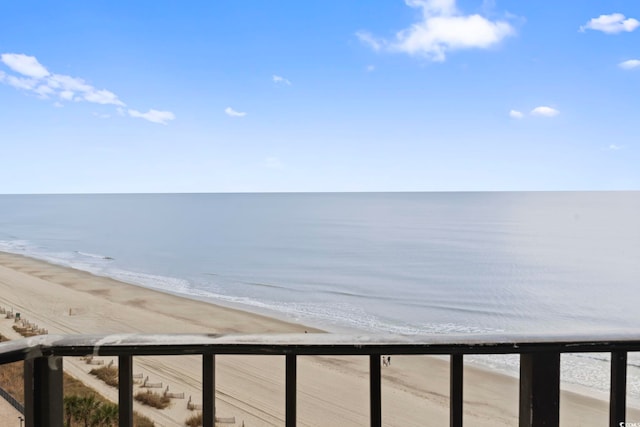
[0,251,638,426]
[0,401,21,423]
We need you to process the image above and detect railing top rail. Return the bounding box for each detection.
[3,331,640,363]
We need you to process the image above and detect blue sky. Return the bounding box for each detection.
[1,0,638,193]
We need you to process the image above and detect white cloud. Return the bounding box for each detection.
[1,58,124,106]
[357,0,515,61]
[356,31,383,51]
[608,144,623,151]
[1,52,172,124]
[619,59,640,70]
[34,84,54,98]
[509,109,524,119]
[53,102,63,108]
[1,53,50,78]
[48,74,92,92]
[366,65,376,72]
[580,13,639,34]
[47,74,124,106]
[408,0,456,16]
[92,112,111,119]
[225,107,247,117]
[273,75,291,85]
[530,106,559,117]
[83,89,124,106]
[128,109,176,125]
[59,90,75,101]
[5,75,37,91]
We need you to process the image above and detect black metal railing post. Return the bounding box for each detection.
[286,354,297,427]
[5,332,640,427]
[610,351,627,427]
[370,354,382,427]
[24,356,63,427]
[118,355,133,427]
[203,353,216,427]
[450,354,463,427]
[519,352,560,427]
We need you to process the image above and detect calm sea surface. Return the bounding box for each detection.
[1,192,639,394]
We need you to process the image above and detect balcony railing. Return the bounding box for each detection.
[1,332,640,427]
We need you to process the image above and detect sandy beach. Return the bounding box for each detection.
[0,250,636,426]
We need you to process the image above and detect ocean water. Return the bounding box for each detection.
[0,192,639,395]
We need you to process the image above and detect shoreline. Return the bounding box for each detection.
[0,250,637,426]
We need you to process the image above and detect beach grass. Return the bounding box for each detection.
[185,412,202,426]
[134,390,171,409]
[89,365,119,387]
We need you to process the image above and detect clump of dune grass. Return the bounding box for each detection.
[185,412,202,426]
[135,389,171,409]
[12,325,40,337]
[89,365,119,387]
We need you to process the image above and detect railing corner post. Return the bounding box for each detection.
[24,356,63,427]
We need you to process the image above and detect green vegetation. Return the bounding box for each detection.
[63,393,153,426]
[1,332,153,425]
[0,356,154,426]
[64,394,103,426]
[65,373,155,426]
